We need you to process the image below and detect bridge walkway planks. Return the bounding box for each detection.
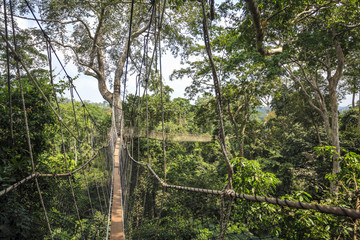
[110,137,125,240]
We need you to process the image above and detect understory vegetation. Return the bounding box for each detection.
[0,78,112,239]
[1,0,360,239]
[123,93,360,239]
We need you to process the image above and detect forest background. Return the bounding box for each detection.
[1,0,360,239]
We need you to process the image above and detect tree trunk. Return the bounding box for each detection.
[265,100,270,115]
[328,29,344,194]
[329,85,341,175]
[239,124,246,158]
[240,95,249,158]
[321,110,331,143]
[227,102,243,158]
[358,86,360,129]
[113,92,123,137]
[87,8,154,137]
[352,92,356,108]
[244,0,283,55]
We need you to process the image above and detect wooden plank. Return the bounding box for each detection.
[110,138,124,240]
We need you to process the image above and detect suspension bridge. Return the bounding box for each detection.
[1,0,360,239]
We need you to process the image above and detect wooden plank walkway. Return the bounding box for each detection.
[110,137,125,240]
[123,127,214,142]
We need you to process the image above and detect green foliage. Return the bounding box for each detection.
[0,71,56,184]
[339,108,360,153]
[3,0,360,239]
[0,79,111,239]
[232,157,279,195]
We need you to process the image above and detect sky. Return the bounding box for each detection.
[14,10,192,104]
[59,51,192,104]
[13,6,354,108]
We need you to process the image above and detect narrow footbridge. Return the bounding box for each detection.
[1,0,360,239]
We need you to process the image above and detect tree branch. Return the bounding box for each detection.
[291,2,334,24]
[244,0,283,56]
[233,103,244,119]
[284,65,322,114]
[12,14,93,39]
[331,28,345,86]
[114,6,156,85]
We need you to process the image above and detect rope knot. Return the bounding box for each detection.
[223,189,235,197]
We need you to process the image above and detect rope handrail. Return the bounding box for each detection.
[2,2,117,237]
[125,147,360,219]
[0,146,106,197]
[0,173,39,197]
[38,148,103,177]
[0,31,84,144]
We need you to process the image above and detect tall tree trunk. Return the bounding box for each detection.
[352,92,356,109]
[113,92,123,137]
[86,8,154,136]
[318,108,332,143]
[329,85,341,175]
[239,124,246,158]
[328,29,345,194]
[358,86,360,129]
[265,100,270,115]
[227,102,244,158]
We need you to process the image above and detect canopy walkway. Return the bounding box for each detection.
[124,127,214,142]
[1,0,360,239]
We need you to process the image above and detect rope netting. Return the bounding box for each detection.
[1,126,116,239]
[2,0,360,238]
[118,138,360,239]
[0,0,118,238]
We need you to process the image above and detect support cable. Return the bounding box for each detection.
[154,2,167,237]
[126,148,360,219]
[123,0,135,102]
[94,170,104,213]
[15,31,54,240]
[8,1,53,238]
[130,3,155,159]
[200,2,233,238]
[158,4,166,184]
[145,72,150,165]
[23,0,102,132]
[0,32,83,143]
[200,0,233,189]
[3,0,14,143]
[81,106,94,216]
[46,40,84,237]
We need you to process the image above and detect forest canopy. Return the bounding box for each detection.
[1,0,360,239]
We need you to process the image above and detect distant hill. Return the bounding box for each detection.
[339,106,350,113]
[253,107,268,120]
[253,106,351,120]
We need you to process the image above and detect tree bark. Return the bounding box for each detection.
[239,125,246,158]
[85,6,155,135]
[328,29,345,194]
[321,110,331,142]
[227,104,244,158]
[240,94,249,158]
[352,92,356,109]
[358,86,360,129]
[329,83,340,175]
[244,0,283,55]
